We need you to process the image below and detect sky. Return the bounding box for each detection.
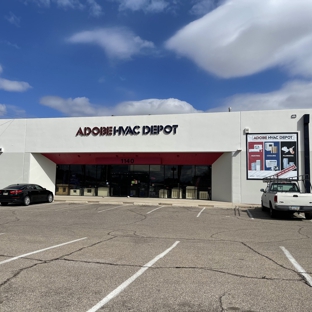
[1,0,312,118]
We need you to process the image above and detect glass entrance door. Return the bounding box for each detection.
[110,172,149,197]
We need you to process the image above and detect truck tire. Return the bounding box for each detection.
[305,213,312,220]
[269,203,278,218]
[261,201,267,211]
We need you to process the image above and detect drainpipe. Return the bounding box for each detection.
[303,114,311,192]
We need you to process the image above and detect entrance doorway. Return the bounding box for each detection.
[110,172,150,197]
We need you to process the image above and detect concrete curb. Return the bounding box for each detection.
[54,195,259,209]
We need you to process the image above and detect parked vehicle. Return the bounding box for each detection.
[0,184,54,206]
[260,175,312,219]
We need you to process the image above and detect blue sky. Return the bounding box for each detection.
[1,0,312,118]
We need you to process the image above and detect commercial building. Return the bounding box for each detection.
[0,109,310,204]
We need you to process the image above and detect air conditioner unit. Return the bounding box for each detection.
[171,188,182,199]
[199,191,209,200]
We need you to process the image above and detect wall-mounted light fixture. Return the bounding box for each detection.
[244,127,250,134]
[291,114,297,119]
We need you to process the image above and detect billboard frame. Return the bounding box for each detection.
[246,132,298,180]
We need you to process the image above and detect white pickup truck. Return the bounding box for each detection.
[260,177,312,219]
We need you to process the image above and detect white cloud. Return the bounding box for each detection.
[40,96,108,116]
[114,98,202,115]
[40,96,200,116]
[0,78,32,92]
[0,104,26,118]
[209,80,312,112]
[116,0,169,13]
[190,0,220,16]
[55,0,83,9]
[0,65,32,92]
[68,27,155,60]
[0,104,7,116]
[25,0,102,16]
[5,12,21,27]
[25,0,51,7]
[87,0,103,17]
[166,0,312,78]
[0,40,20,49]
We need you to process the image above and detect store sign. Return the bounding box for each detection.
[75,125,178,137]
[246,132,298,180]
[96,157,161,165]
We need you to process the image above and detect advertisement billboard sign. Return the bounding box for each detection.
[246,133,298,180]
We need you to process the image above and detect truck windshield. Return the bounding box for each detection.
[270,183,299,192]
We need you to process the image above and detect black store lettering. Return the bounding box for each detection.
[92,127,100,136]
[164,125,172,134]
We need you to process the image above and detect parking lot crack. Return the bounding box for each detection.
[298,226,310,239]
[0,210,20,226]
[219,292,227,312]
[241,242,301,275]
[126,209,147,223]
[0,261,42,288]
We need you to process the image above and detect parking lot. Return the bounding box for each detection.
[0,202,312,312]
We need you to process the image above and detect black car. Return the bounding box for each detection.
[0,184,54,206]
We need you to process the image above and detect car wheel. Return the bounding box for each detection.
[47,194,54,203]
[1,202,8,206]
[23,196,30,206]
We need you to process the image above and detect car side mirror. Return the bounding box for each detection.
[260,188,265,192]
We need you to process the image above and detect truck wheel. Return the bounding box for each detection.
[270,204,278,218]
[261,201,266,211]
[305,213,312,220]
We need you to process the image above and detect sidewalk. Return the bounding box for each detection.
[54,195,258,209]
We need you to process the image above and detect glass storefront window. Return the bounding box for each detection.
[55,164,211,199]
[69,165,85,188]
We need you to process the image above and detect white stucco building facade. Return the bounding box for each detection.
[0,109,310,204]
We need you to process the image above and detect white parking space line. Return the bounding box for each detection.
[98,205,128,213]
[0,233,5,236]
[247,210,254,219]
[197,207,206,218]
[146,206,165,214]
[87,241,180,312]
[280,246,312,287]
[0,237,87,265]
